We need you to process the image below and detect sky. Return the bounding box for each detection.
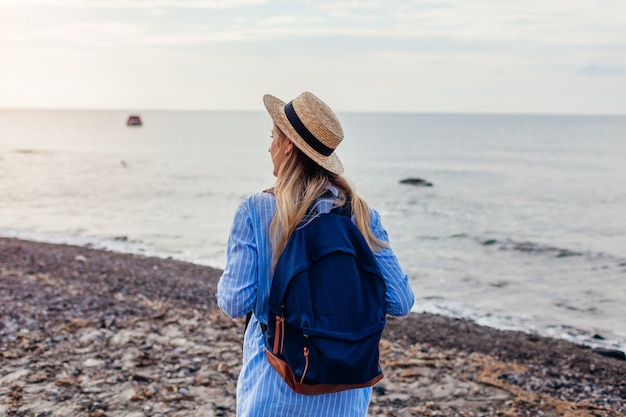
[1,0,625,114]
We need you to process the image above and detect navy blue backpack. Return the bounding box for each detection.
[264,201,387,395]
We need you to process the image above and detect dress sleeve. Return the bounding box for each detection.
[369,209,415,317]
[216,201,259,318]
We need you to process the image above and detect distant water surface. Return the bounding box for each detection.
[1,109,625,352]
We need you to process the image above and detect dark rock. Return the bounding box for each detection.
[592,348,626,361]
[556,249,583,258]
[399,178,433,187]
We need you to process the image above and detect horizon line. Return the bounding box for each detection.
[1,106,625,118]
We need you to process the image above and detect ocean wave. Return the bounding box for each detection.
[479,238,584,258]
[0,228,221,270]
[448,233,626,266]
[415,298,626,353]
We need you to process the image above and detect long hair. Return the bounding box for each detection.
[269,131,387,271]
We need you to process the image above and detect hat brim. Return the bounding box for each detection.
[264,94,344,175]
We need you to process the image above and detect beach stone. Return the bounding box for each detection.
[430,374,462,399]
[152,402,173,413]
[121,350,139,370]
[78,328,106,344]
[0,369,29,385]
[192,404,217,417]
[163,325,184,339]
[121,386,139,402]
[170,337,190,347]
[383,392,411,402]
[110,329,134,345]
[83,358,105,368]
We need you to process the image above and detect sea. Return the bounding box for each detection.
[1,109,625,353]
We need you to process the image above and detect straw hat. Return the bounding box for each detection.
[264,91,344,175]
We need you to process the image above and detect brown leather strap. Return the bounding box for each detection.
[265,349,383,396]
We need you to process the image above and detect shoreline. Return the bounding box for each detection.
[1,237,625,416]
[2,230,625,355]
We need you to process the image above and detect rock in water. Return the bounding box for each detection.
[593,348,626,361]
[399,178,433,187]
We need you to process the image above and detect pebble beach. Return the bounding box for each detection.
[1,237,625,417]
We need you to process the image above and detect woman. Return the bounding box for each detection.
[216,91,414,417]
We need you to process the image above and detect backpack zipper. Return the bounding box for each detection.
[300,334,310,384]
[273,316,285,355]
[273,303,286,355]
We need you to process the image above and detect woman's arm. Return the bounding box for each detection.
[216,202,259,318]
[369,209,415,316]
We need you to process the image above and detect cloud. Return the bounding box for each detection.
[279,1,625,48]
[579,65,625,77]
[2,22,142,48]
[308,0,382,18]
[1,0,266,8]
[3,0,626,49]
[386,0,626,46]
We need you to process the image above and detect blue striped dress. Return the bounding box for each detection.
[216,190,415,417]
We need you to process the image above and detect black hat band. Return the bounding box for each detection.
[284,101,334,157]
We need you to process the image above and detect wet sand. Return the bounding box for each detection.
[1,237,625,417]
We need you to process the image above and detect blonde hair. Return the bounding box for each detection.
[269,129,387,271]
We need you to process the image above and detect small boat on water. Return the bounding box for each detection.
[127,115,142,126]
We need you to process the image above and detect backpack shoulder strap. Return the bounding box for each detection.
[330,198,352,218]
[306,190,352,218]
